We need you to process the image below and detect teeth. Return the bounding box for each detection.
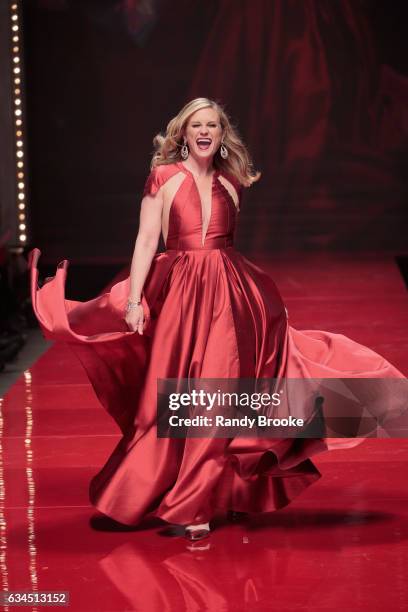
[197,139,211,144]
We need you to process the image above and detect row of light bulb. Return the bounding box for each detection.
[11,2,27,244]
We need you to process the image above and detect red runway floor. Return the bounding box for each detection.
[2,252,408,611]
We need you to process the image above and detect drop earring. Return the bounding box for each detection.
[181,139,189,160]
[220,141,228,159]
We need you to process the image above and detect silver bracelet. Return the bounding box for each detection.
[126,298,142,313]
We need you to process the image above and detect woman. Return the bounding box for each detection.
[29,97,407,541]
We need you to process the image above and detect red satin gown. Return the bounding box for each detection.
[29,161,407,526]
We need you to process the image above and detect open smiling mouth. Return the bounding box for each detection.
[196,138,212,150]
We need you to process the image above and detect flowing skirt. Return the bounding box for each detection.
[28,247,407,525]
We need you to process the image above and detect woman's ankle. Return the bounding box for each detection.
[185,522,210,531]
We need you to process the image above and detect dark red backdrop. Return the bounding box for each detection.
[24,0,408,260]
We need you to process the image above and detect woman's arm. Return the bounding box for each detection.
[125,188,163,333]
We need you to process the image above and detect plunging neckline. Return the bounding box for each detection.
[177,161,219,246]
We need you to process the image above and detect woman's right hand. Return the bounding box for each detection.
[125,304,147,335]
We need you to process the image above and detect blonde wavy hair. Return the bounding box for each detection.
[148,97,261,187]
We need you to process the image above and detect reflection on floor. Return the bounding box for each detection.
[2,252,407,611]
